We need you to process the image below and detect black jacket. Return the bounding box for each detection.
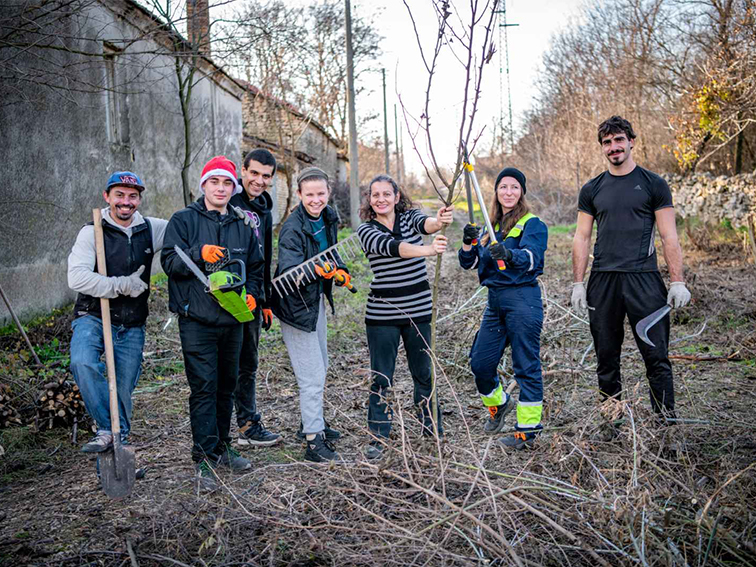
[229,185,273,309]
[74,219,153,327]
[161,199,264,327]
[273,204,343,332]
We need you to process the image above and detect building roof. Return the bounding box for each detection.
[240,80,345,151]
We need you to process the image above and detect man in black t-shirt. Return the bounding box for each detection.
[571,116,691,422]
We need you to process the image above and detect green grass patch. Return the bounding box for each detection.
[549,223,577,234]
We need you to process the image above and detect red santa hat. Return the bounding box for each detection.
[199,156,241,195]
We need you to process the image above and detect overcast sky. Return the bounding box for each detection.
[353,0,585,171]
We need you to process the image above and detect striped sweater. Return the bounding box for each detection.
[357,209,433,326]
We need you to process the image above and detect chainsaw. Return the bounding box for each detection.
[173,246,255,323]
[271,233,361,298]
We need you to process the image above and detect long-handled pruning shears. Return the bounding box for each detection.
[463,150,506,271]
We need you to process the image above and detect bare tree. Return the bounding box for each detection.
[401,0,500,434]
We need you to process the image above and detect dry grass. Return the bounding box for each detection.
[0,225,754,566]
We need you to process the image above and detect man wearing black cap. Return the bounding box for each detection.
[68,171,168,455]
[572,116,691,428]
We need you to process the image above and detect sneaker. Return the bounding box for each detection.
[499,429,539,450]
[365,442,383,460]
[484,396,513,434]
[216,444,252,471]
[297,420,341,441]
[304,433,341,463]
[238,421,282,447]
[195,460,219,492]
[82,432,113,453]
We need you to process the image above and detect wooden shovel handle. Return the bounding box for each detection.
[92,209,121,442]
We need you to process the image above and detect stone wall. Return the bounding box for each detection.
[667,173,756,230]
[0,0,244,324]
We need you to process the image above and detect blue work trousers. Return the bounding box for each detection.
[470,285,543,411]
[70,314,145,438]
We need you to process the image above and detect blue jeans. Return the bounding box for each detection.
[70,314,145,438]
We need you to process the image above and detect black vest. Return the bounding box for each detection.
[74,219,154,327]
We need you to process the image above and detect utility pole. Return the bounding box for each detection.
[382,68,390,174]
[345,0,360,229]
[394,104,401,184]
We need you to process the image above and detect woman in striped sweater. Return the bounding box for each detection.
[357,174,453,459]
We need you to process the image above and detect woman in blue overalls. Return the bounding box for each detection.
[458,167,548,449]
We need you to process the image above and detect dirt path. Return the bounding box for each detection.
[1,229,754,566]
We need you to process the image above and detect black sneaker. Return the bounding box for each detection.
[296,420,341,441]
[216,444,252,471]
[365,442,383,460]
[304,433,341,463]
[195,460,219,492]
[484,396,514,434]
[498,429,539,450]
[238,420,282,447]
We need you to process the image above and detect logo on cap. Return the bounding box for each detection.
[120,175,139,185]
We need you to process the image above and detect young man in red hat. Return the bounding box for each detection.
[68,171,168,457]
[161,156,265,490]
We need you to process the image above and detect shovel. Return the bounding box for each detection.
[92,209,136,498]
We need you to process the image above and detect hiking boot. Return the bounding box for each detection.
[82,431,113,453]
[195,460,219,492]
[216,444,252,471]
[498,429,539,450]
[238,420,282,447]
[297,420,341,441]
[365,442,384,460]
[484,396,513,434]
[304,433,341,463]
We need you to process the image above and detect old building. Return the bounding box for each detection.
[0,0,245,323]
[241,83,349,225]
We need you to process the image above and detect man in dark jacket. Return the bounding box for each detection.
[228,149,281,447]
[161,156,265,489]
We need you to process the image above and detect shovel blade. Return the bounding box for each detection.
[98,445,136,499]
[635,305,671,348]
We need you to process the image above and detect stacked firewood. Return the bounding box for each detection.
[34,378,89,432]
[0,383,22,428]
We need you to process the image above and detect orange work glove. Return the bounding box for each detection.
[261,308,273,331]
[334,269,351,287]
[314,262,337,279]
[201,245,227,264]
[245,294,256,312]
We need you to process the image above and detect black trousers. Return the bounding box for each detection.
[586,271,674,414]
[234,312,262,429]
[366,321,440,439]
[178,317,243,462]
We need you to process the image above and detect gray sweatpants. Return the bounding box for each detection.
[280,296,328,435]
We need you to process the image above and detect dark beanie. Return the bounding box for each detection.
[494,167,527,195]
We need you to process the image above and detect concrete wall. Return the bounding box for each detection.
[0,0,243,324]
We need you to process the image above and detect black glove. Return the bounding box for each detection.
[462,223,479,245]
[489,242,512,262]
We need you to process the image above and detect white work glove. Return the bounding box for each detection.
[667,281,691,308]
[115,265,148,298]
[232,205,252,227]
[571,282,588,313]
